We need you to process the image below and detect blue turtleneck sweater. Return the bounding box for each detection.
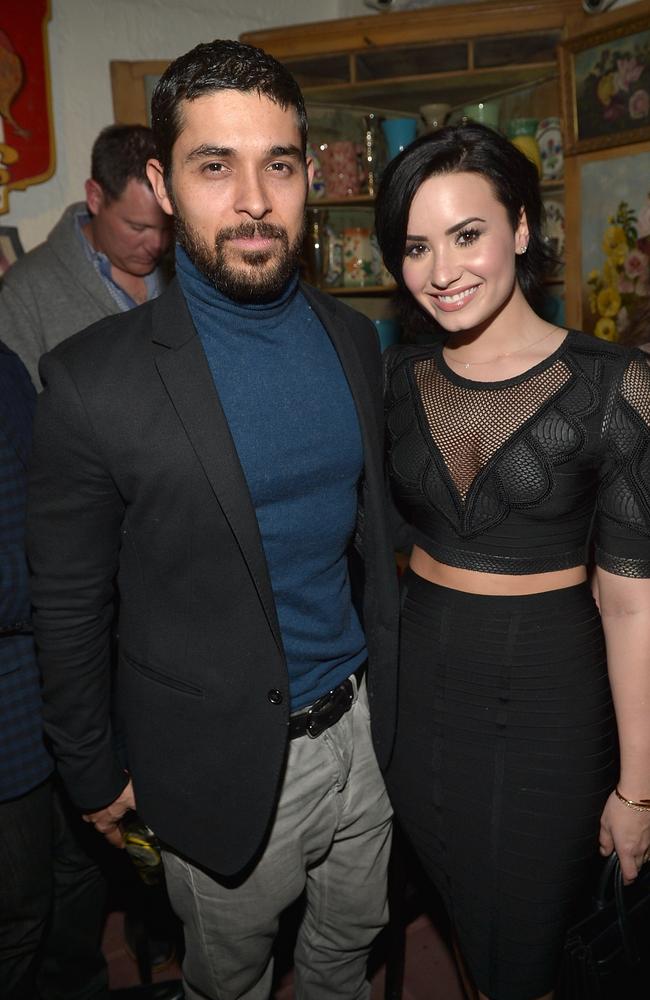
[175,246,367,710]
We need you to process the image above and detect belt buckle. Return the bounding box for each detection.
[305,681,353,739]
[304,691,331,739]
[306,713,326,739]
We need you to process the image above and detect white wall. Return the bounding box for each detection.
[338,0,641,22]
[6,0,340,251]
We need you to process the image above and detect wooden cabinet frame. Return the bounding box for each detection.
[241,1,581,59]
[110,0,650,332]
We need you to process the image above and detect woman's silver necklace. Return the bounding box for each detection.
[443,326,560,370]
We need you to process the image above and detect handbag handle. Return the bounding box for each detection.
[594,852,640,966]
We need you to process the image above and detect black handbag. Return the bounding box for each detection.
[560,853,650,999]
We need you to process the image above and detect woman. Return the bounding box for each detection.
[375,122,650,1000]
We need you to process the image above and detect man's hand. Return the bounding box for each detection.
[82,779,136,847]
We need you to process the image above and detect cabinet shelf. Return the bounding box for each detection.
[308,194,375,208]
[325,284,396,297]
[302,63,558,115]
[309,182,563,209]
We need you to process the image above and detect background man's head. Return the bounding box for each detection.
[85,124,172,278]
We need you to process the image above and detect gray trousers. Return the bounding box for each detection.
[162,678,392,1000]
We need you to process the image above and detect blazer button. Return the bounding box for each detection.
[267,689,283,705]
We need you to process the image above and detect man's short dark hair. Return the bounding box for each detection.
[91,124,159,202]
[150,39,308,186]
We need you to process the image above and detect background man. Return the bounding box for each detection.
[27,40,398,1000]
[0,340,53,999]
[0,124,171,388]
[0,123,177,995]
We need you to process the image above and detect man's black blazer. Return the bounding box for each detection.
[27,278,399,876]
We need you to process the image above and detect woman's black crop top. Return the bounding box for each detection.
[384,330,650,577]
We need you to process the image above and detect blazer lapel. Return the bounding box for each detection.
[150,281,283,651]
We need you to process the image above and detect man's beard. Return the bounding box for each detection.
[175,215,305,304]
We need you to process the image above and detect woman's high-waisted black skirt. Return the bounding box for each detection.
[386,572,618,1000]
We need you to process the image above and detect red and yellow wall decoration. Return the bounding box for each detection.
[0,0,54,213]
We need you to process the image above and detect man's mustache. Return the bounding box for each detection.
[218,222,288,242]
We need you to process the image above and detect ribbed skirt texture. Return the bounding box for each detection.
[386,572,618,1000]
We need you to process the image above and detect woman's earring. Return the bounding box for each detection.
[517,244,528,255]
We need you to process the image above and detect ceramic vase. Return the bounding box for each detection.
[320,140,361,198]
[306,142,326,199]
[419,102,451,132]
[507,118,542,176]
[323,225,343,287]
[303,208,328,287]
[535,117,563,181]
[373,319,400,351]
[381,118,417,161]
[342,227,374,287]
[461,99,501,129]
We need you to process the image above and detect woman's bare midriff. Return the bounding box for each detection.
[409,545,588,596]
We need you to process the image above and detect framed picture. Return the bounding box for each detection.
[559,15,650,154]
[0,225,24,277]
[0,1,55,214]
[110,60,169,124]
[571,143,650,347]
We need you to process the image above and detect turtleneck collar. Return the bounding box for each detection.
[175,243,299,323]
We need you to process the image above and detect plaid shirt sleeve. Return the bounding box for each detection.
[0,343,52,799]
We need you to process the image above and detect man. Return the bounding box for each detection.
[27,40,398,1000]
[0,123,176,998]
[0,341,53,999]
[0,124,171,388]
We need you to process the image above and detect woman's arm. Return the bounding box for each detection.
[596,568,650,883]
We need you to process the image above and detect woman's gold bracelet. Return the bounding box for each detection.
[615,787,650,812]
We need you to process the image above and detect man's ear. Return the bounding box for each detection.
[84,178,105,215]
[146,159,174,217]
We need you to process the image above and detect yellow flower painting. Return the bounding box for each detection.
[586,192,650,346]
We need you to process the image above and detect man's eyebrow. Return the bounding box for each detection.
[185,145,233,162]
[184,143,303,162]
[268,145,303,159]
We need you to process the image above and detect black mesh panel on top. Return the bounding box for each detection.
[620,354,650,427]
[413,357,571,500]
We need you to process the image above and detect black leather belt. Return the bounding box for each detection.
[289,663,366,740]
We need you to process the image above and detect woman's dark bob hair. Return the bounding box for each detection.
[374,122,555,317]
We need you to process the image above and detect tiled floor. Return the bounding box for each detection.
[103,892,466,999]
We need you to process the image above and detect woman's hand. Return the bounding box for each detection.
[599,790,650,884]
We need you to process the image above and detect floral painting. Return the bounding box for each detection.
[581,150,650,347]
[561,20,650,153]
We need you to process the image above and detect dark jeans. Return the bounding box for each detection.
[0,779,53,1000]
[1,771,178,1000]
[37,779,110,1000]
